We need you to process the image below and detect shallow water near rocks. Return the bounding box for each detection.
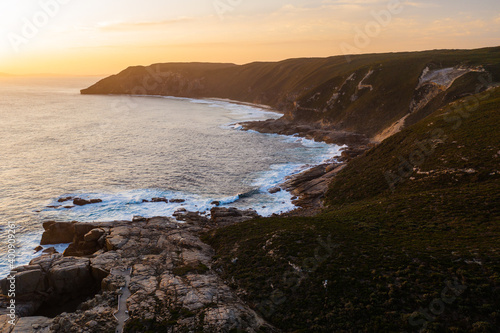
[0,77,343,277]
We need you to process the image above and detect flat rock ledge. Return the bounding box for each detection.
[0,213,276,333]
[242,119,371,147]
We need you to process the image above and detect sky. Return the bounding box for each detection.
[0,0,499,75]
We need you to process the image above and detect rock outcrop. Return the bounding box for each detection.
[210,207,260,226]
[50,197,102,209]
[0,214,276,332]
[0,254,100,318]
[278,163,348,213]
[0,315,52,333]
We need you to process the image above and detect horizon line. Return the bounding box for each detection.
[3,45,499,77]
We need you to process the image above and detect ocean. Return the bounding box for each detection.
[0,77,343,278]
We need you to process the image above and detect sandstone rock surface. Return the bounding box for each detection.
[0,215,276,332]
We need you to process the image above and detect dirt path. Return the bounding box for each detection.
[112,267,132,333]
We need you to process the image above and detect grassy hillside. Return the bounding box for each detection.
[204,88,500,332]
[326,87,500,206]
[82,47,500,138]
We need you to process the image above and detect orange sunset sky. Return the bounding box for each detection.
[1,0,499,75]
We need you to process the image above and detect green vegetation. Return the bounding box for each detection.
[172,263,210,276]
[82,47,500,137]
[204,88,500,332]
[84,47,500,331]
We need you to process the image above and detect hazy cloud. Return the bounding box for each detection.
[98,18,192,31]
[404,1,441,8]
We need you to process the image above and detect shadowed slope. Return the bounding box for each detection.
[204,87,500,332]
[82,47,500,139]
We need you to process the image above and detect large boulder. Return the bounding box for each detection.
[13,270,46,296]
[0,268,46,299]
[48,258,93,296]
[83,228,105,242]
[40,222,76,245]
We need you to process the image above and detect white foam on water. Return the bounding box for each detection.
[0,230,70,276]
[2,96,345,278]
[129,94,282,121]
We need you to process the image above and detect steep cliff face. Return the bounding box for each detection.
[82,47,500,140]
[206,87,500,332]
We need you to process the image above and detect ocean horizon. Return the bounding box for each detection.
[0,76,343,278]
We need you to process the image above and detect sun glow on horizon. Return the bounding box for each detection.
[1,0,499,75]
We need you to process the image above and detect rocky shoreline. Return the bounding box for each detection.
[0,210,276,332]
[0,115,374,332]
[0,140,364,332]
[241,117,373,214]
[242,118,371,147]
[0,150,364,332]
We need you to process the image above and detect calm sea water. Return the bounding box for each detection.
[0,77,343,277]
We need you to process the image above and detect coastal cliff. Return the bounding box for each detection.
[1,48,498,332]
[81,47,500,143]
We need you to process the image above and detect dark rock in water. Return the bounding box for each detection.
[142,199,150,203]
[169,199,186,203]
[46,205,59,209]
[42,247,58,255]
[132,216,147,222]
[268,186,282,194]
[211,201,221,206]
[73,198,91,206]
[57,197,73,203]
[34,246,43,253]
[73,198,90,206]
[151,197,168,203]
[63,205,74,209]
[73,198,103,206]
